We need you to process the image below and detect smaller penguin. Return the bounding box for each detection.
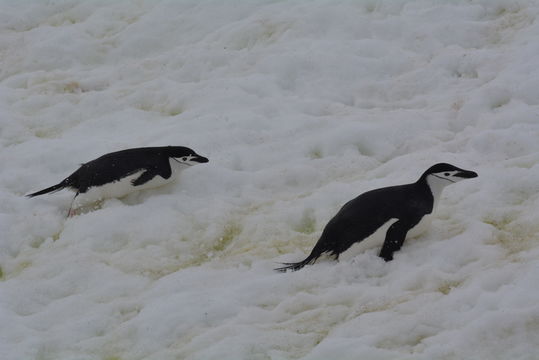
[27,146,209,216]
[276,163,478,272]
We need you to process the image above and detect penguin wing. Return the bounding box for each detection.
[131,161,172,186]
[378,217,421,262]
[131,170,159,186]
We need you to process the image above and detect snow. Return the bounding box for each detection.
[1,1,539,359]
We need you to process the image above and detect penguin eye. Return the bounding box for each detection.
[444,172,450,176]
[181,157,187,161]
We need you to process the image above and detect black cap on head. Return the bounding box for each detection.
[166,146,209,163]
[421,163,478,180]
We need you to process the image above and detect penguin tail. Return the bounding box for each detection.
[26,181,68,198]
[274,252,320,272]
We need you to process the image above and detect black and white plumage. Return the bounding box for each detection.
[27,146,209,215]
[276,163,478,272]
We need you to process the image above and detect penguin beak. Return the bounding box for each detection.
[193,155,209,163]
[456,169,478,179]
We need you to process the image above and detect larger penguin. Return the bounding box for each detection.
[276,163,477,272]
[27,146,208,215]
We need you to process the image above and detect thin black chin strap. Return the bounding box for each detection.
[432,174,455,183]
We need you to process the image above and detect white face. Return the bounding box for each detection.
[424,165,477,209]
[428,170,467,184]
[426,170,465,206]
[172,155,198,166]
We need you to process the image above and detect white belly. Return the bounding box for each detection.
[75,170,175,205]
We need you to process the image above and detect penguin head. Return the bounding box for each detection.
[167,146,209,166]
[421,163,478,188]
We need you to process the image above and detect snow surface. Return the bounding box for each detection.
[1,1,539,359]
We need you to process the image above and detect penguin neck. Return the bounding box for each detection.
[424,174,452,210]
[169,158,191,174]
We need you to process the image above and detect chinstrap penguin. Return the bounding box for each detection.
[276,163,478,272]
[27,146,209,216]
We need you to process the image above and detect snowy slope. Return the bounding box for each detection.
[1,1,539,359]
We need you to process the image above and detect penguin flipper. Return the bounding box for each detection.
[131,170,158,186]
[378,218,418,261]
[131,162,172,186]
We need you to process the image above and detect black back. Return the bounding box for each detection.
[275,179,434,271]
[313,181,433,256]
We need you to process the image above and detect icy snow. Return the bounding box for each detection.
[1,1,539,359]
